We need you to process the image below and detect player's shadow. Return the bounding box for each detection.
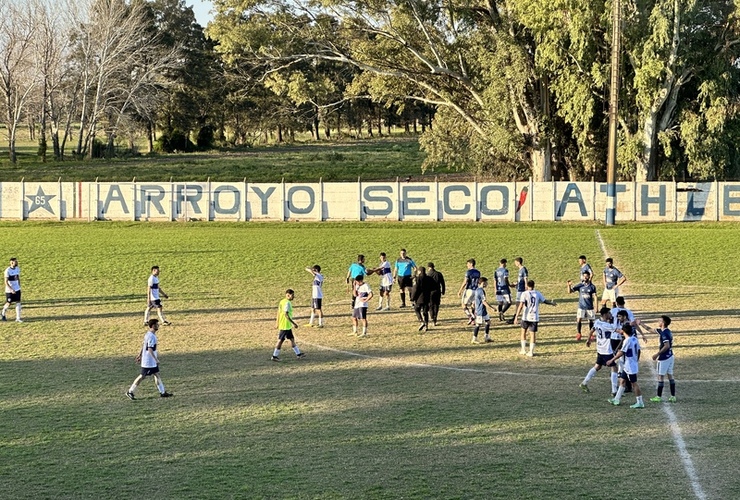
[27,294,141,306]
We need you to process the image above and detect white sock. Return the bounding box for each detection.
[144,308,150,322]
[529,343,535,353]
[362,326,367,335]
[273,349,280,357]
[15,303,21,319]
[610,372,619,393]
[583,368,597,384]
[292,346,301,355]
[318,316,323,326]
[156,380,165,393]
[353,325,357,333]
[615,386,625,402]
[520,340,527,350]
[2,305,7,316]
[637,395,644,404]
[309,312,315,325]
[128,384,137,393]
[157,310,166,322]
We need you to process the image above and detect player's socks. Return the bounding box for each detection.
[501,303,511,315]
[520,340,527,351]
[611,372,619,393]
[669,380,676,396]
[400,292,406,306]
[352,326,357,334]
[292,346,301,355]
[473,326,480,337]
[156,380,165,393]
[657,382,664,397]
[362,327,367,335]
[529,343,535,355]
[576,322,582,334]
[614,386,625,402]
[584,368,597,384]
[484,324,490,336]
[128,384,137,394]
[588,320,594,330]
[273,348,280,357]
[309,312,315,325]
[15,304,21,320]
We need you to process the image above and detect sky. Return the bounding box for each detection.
[189,0,214,27]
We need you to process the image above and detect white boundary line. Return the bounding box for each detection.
[595,229,707,500]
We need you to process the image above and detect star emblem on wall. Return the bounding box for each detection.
[26,186,56,214]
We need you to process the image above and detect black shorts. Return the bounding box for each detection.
[619,372,638,383]
[5,291,20,303]
[397,276,413,289]
[352,308,368,319]
[521,320,538,332]
[312,298,322,310]
[596,353,612,367]
[149,299,162,308]
[278,329,295,341]
[140,366,160,377]
[610,339,622,352]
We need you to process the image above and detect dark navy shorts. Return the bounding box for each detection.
[278,329,295,341]
[140,366,160,377]
[5,291,20,303]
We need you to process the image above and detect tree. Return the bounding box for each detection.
[0,1,38,163]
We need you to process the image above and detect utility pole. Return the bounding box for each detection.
[606,0,621,226]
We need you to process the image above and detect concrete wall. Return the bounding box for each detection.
[1,180,737,222]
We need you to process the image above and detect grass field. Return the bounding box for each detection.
[0,221,738,499]
[0,138,442,183]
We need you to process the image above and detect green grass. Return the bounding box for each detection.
[0,221,739,499]
[0,139,451,183]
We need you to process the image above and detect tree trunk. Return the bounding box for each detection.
[531,141,552,182]
[277,124,283,143]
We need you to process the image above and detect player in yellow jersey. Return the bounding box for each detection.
[272,289,305,362]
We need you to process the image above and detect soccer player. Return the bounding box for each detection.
[144,266,170,326]
[346,255,366,309]
[426,262,445,326]
[393,248,416,308]
[371,252,393,310]
[2,257,22,322]
[494,259,513,322]
[567,271,597,341]
[640,316,676,403]
[471,277,494,344]
[607,323,645,408]
[578,255,593,282]
[457,259,480,325]
[580,307,619,395]
[272,289,305,361]
[411,267,434,332]
[513,279,557,356]
[126,319,173,399]
[305,265,324,327]
[514,257,528,303]
[352,275,373,337]
[601,257,626,307]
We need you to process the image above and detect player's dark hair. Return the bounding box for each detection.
[467,258,476,266]
[427,262,435,269]
[285,289,294,295]
[148,319,159,328]
[500,258,507,264]
[579,255,587,261]
[9,257,17,261]
[479,277,488,283]
[622,323,633,336]
[527,279,535,288]
[615,296,625,306]
[582,271,591,277]
[606,257,613,263]
[380,252,386,257]
[600,306,611,316]
[662,315,672,327]
[357,254,364,262]
[400,248,406,252]
[417,267,427,277]
[515,257,523,264]
[313,265,321,272]
[151,265,159,271]
[355,275,364,282]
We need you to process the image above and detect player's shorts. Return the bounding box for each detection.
[619,371,638,383]
[601,288,619,303]
[496,292,511,304]
[475,314,490,325]
[379,285,392,295]
[656,356,674,376]
[595,353,613,367]
[397,276,413,289]
[140,366,160,377]
[312,298,322,310]
[5,291,20,303]
[521,320,538,332]
[278,329,295,341]
[577,308,595,320]
[352,307,368,320]
[462,289,475,306]
[148,299,162,308]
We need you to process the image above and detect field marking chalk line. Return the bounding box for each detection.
[595,229,707,500]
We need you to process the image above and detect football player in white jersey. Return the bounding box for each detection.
[305,265,324,327]
[369,252,393,311]
[2,257,22,322]
[513,279,557,357]
[144,266,171,326]
[607,323,645,408]
[126,319,172,399]
[351,275,373,337]
[580,307,619,395]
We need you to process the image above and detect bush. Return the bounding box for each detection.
[155,129,195,153]
[196,125,215,150]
